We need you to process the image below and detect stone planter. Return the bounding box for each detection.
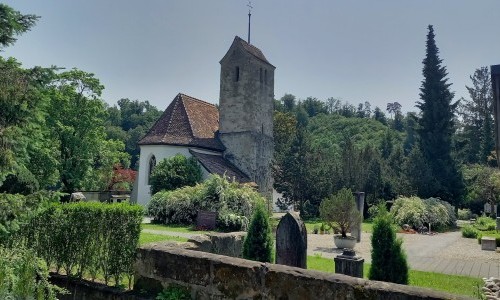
[333,235,356,249]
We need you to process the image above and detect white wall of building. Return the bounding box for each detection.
[135,145,219,207]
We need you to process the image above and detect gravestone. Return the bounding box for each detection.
[351,192,365,243]
[276,212,307,268]
[196,211,217,230]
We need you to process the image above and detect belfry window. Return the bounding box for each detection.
[264,69,268,85]
[260,68,263,83]
[148,155,156,184]
[235,66,240,82]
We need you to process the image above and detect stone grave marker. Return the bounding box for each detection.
[196,211,217,230]
[276,212,307,268]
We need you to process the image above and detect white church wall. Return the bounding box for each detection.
[136,144,220,207]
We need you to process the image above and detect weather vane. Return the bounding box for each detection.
[247,0,253,44]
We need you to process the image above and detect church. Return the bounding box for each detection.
[135,36,275,207]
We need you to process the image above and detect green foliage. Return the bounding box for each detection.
[369,205,409,284]
[0,246,64,300]
[462,164,500,214]
[148,175,264,231]
[20,202,143,287]
[457,208,473,220]
[319,188,361,237]
[461,225,479,239]
[390,196,456,229]
[150,154,202,195]
[475,216,496,231]
[156,284,190,300]
[0,4,39,48]
[242,204,273,263]
[416,25,463,205]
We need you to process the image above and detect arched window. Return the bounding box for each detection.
[148,155,156,184]
[259,68,263,83]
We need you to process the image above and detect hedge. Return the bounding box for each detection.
[20,202,143,287]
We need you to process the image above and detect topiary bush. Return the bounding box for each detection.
[319,188,361,238]
[149,154,202,195]
[242,204,273,263]
[369,204,409,285]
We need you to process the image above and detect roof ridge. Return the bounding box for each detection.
[179,93,216,107]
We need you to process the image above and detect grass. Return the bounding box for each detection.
[142,223,208,234]
[303,220,374,234]
[139,232,188,245]
[307,255,482,297]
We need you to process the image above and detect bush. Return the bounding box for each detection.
[457,208,472,220]
[242,204,273,263]
[390,196,456,230]
[148,175,265,231]
[475,216,496,231]
[461,225,479,238]
[20,202,143,287]
[369,204,409,284]
[0,246,64,299]
[156,284,190,300]
[150,154,202,195]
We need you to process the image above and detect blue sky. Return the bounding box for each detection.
[3,0,500,113]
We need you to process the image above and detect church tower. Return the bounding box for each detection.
[219,36,275,200]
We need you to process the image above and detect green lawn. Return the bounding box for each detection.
[303,220,373,234]
[139,232,188,245]
[307,255,482,297]
[142,223,208,234]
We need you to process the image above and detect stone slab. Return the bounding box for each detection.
[481,236,497,251]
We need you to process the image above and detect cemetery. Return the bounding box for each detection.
[3,2,500,300]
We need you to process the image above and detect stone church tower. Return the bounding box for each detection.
[219,36,275,200]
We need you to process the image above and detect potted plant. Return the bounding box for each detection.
[319,223,325,234]
[320,188,362,249]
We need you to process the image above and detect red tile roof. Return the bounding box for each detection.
[138,93,225,151]
[190,150,252,184]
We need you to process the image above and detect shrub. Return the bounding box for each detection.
[319,188,361,238]
[243,204,273,263]
[148,175,265,231]
[369,204,409,284]
[461,225,479,239]
[390,196,456,229]
[457,208,472,220]
[150,154,202,194]
[475,216,496,231]
[156,284,190,300]
[21,202,143,287]
[0,246,64,299]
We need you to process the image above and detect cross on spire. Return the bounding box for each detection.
[247,0,253,44]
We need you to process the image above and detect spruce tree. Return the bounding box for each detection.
[416,25,464,205]
[242,204,273,263]
[368,205,409,284]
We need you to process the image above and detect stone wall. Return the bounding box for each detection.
[134,244,472,300]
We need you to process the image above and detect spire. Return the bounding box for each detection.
[247,0,253,44]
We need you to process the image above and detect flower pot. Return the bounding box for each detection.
[333,235,356,249]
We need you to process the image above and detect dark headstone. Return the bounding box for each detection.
[276,212,307,268]
[351,192,365,242]
[334,249,364,278]
[196,211,217,230]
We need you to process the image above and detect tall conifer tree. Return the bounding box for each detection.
[416,25,463,205]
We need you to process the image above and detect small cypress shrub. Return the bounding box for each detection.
[242,204,273,263]
[369,204,409,284]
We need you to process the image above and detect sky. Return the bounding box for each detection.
[3,1,500,113]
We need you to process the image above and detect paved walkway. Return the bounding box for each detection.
[142,218,500,278]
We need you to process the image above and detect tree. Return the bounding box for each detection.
[457,67,494,165]
[368,205,409,284]
[0,4,39,49]
[149,154,202,195]
[416,25,463,205]
[242,204,273,263]
[319,188,361,238]
[372,107,387,125]
[281,93,296,112]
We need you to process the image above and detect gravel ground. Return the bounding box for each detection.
[308,230,500,264]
